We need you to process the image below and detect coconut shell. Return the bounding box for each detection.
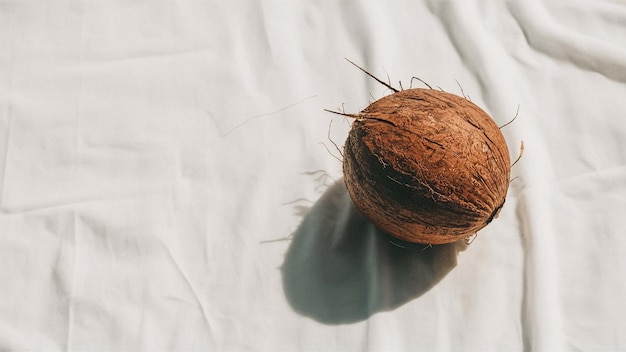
[343,88,510,244]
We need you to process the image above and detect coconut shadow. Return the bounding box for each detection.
[281,178,467,325]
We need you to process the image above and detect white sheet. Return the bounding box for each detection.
[1,0,625,351]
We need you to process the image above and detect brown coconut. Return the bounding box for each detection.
[343,88,510,244]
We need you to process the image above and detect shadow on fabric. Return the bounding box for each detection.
[281,178,467,325]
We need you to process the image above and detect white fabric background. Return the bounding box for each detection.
[1,0,625,351]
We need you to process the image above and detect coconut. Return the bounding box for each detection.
[341,88,510,245]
